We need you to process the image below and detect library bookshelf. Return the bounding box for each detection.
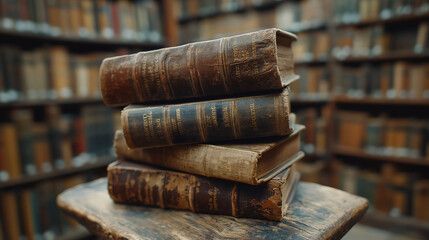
[169,0,429,230]
[0,1,176,239]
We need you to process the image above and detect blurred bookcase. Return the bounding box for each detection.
[169,0,429,230]
[0,0,169,239]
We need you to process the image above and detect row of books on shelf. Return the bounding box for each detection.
[333,22,429,59]
[179,0,327,43]
[177,0,278,18]
[275,0,327,32]
[177,0,328,31]
[0,106,118,182]
[291,66,329,98]
[0,45,129,103]
[333,62,429,99]
[0,0,162,42]
[180,9,272,43]
[293,31,329,62]
[333,0,429,24]
[0,172,103,240]
[336,111,429,159]
[295,107,327,156]
[332,161,429,221]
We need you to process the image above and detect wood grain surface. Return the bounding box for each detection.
[57,178,368,240]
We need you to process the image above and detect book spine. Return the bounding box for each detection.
[100,28,295,106]
[107,165,285,221]
[122,90,291,148]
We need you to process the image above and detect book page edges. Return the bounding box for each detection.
[256,151,304,184]
[281,171,301,220]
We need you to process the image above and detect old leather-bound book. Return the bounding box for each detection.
[107,160,300,221]
[100,28,298,106]
[122,88,294,148]
[115,124,304,185]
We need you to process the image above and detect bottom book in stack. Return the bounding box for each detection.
[107,124,305,221]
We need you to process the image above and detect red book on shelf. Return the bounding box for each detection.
[111,2,120,38]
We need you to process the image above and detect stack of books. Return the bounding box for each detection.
[99,28,305,221]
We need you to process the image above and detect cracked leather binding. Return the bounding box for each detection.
[100,28,298,106]
[107,160,300,221]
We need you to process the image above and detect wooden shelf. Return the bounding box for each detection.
[337,51,429,63]
[291,96,330,105]
[334,96,429,106]
[360,211,429,238]
[0,97,104,108]
[178,2,279,24]
[337,12,429,28]
[332,146,429,167]
[0,29,164,49]
[0,156,115,189]
[295,59,328,65]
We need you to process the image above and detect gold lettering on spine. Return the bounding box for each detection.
[176,108,184,136]
[145,111,155,139]
[210,106,218,128]
[250,101,258,131]
[222,105,230,128]
[142,112,150,141]
[233,41,242,83]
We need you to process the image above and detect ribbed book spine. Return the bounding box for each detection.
[122,89,291,148]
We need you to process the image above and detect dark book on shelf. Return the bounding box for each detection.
[107,160,300,221]
[100,28,298,106]
[115,124,304,185]
[121,88,294,149]
[11,109,36,176]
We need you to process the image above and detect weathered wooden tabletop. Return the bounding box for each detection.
[57,178,368,240]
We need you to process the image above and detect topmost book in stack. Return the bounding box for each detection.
[100,28,299,148]
[98,28,303,222]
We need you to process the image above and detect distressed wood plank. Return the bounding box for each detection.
[57,178,368,240]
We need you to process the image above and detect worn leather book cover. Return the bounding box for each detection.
[107,160,300,221]
[100,28,298,106]
[122,88,294,149]
[115,123,304,185]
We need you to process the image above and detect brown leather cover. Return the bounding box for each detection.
[122,88,294,148]
[107,160,300,221]
[114,125,305,185]
[100,28,297,106]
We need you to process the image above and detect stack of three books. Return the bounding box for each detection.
[100,28,304,221]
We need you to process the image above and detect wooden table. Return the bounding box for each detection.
[57,178,368,239]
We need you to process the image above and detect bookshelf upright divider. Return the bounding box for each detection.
[0,1,166,239]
